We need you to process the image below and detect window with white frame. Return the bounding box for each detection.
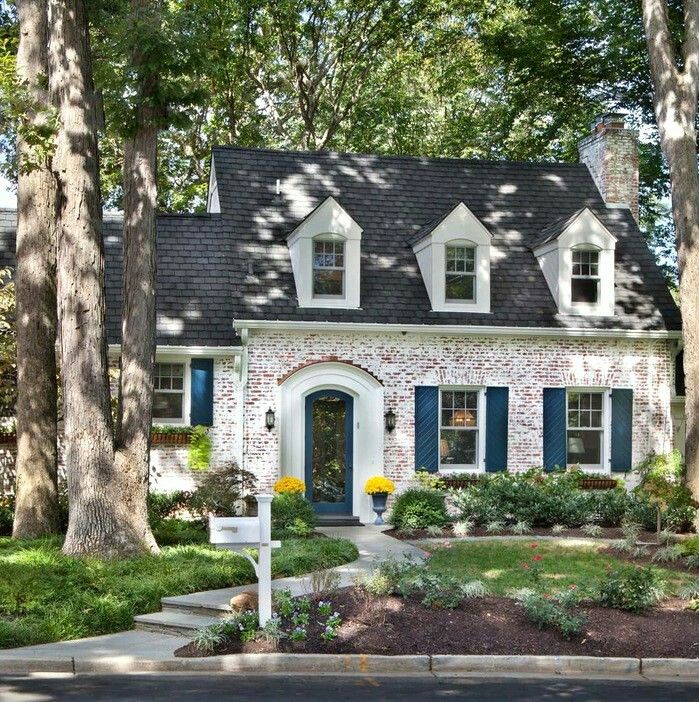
[571,248,600,304]
[312,238,345,297]
[439,389,480,469]
[566,390,604,468]
[153,362,186,422]
[445,245,476,301]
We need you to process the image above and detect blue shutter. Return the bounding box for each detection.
[485,387,509,472]
[415,386,439,473]
[543,387,566,471]
[611,388,633,472]
[190,358,214,426]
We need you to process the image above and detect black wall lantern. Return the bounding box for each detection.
[265,407,276,431]
[384,409,396,433]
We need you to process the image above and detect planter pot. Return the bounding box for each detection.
[151,432,191,446]
[441,476,480,490]
[370,492,389,525]
[580,478,618,490]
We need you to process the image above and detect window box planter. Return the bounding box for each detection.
[151,431,192,446]
[441,476,482,490]
[579,477,619,490]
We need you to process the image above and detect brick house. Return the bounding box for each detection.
[0,113,684,523]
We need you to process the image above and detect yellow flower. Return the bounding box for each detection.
[273,476,306,495]
[364,476,395,495]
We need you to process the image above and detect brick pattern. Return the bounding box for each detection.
[579,122,639,221]
[243,330,674,490]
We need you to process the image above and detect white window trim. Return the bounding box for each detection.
[438,386,486,473]
[287,196,362,309]
[444,242,477,303]
[312,236,346,299]
[565,387,612,473]
[413,203,492,314]
[533,208,616,317]
[152,355,191,426]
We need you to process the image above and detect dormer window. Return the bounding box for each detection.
[287,196,362,309]
[313,238,345,297]
[445,245,476,301]
[411,203,492,314]
[571,248,600,304]
[532,208,616,317]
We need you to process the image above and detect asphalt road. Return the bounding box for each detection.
[1,673,699,701]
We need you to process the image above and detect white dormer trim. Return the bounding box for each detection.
[206,154,221,214]
[533,208,616,317]
[413,203,492,314]
[287,196,362,309]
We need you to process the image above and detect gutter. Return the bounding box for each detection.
[233,319,681,341]
[107,344,242,358]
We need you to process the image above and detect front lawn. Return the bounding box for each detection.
[0,535,358,649]
[424,539,694,595]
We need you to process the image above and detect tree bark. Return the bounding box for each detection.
[12,0,60,539]
[114,0,161,554]
[48,0,150,556]
[642,0,699,513]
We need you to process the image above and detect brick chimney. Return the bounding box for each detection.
[578,113,639,221]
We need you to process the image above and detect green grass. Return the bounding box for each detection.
[0,535,358,649]
[425,539,693,596]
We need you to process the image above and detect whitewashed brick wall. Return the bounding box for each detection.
[242,330,675,489]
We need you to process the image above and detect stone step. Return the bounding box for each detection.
[161,602,233,619]
[133,610,220,638]
[316,515,363,527]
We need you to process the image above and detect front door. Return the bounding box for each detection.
[304,389,354,514]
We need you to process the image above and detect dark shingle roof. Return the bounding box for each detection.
[0,146,682,339]
[0,209,237,347]
[214,147,680,332]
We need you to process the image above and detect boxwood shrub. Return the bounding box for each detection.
[271,493,317,539]
[389,487,449,530]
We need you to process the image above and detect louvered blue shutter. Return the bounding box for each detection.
[414,386,439,473]
[190,358,214,426]
[485,387,509,472]
[543,387,566,471]
[611,388,633,472]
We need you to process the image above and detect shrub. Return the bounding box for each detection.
[389,488,448,530]
[189,462,257,518]
[0,494,14,536]
[151,518,207,546]
[596,565,665,614]
[518,589,584,639]
[452,520,473,537]
[273,476,306,495]
[271,493,316,539]
[147,491,189,523]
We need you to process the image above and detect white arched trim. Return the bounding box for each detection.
[279,361,384,523]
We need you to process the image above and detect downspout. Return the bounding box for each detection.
[235,325,250,471]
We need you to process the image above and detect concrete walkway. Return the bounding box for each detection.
[0,526,424,668]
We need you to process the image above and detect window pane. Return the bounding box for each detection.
[445,273,475,301]
[571,277,599,303]
[313,269,343,296]
[440,429,477,466]
[153,392,183,420]
[567,429,602,465]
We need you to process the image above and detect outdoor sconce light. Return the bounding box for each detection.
[384,409,396,433]
[265,407,276,431]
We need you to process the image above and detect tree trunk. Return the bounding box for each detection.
[114,0,161,554]
[12,0,60,539]
[642,0,699,518]
[49,0,149,557]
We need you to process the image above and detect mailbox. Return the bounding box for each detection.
[209,516,261,550]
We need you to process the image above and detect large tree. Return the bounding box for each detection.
[12,0,59,538]
[641,0,699,509]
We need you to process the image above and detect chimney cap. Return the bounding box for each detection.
[590,112,627,133]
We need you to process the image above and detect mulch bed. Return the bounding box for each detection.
[174,587,699,659]
[387,526,673,541]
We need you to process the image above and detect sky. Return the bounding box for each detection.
[0,176,15,209]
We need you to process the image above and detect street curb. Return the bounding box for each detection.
[1,653,698,676]
[431,655,640,675]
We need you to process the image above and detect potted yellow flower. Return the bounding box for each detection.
[364,476,396,525]
[273,476,306,495]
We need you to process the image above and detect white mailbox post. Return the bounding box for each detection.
[208,494,280,626]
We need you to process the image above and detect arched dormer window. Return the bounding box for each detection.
[287,197,362,309]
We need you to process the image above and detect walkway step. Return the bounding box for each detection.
[316,516,363,527]
[133,611,220,638]
[161,602,232,619]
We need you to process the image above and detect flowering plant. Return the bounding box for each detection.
[273,476,306,495]
[364,476,396,495]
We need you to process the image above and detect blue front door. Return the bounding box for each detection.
[304,390,354,514]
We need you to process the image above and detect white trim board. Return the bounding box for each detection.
[233,320,680,341]
[108,344,241,358]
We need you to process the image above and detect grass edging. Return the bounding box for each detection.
[2,654,699,677]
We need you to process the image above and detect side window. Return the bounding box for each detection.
[153,362,186,422]
[439,388,480,468]
[312,239,345,297]
[445,245,476,301]
[571,248,600,304]
[566,390,604,468]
